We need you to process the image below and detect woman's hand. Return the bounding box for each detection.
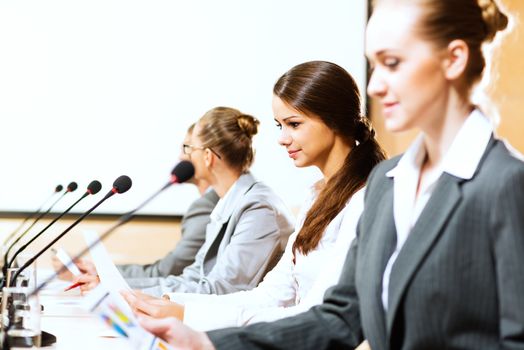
[122,290,185,320]
[139,315,215,350]
[66,259,100,292]
[52,255,97,283]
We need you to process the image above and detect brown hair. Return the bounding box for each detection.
[196,106,259,173]
[274,61,387,256]
[374,0,510,90]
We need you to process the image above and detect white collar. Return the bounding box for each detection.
[386,109,493,180]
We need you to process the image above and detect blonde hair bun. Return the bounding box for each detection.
[479,0,509,42]
[237,114,259,139]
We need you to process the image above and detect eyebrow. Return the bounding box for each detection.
[274,115,301,123]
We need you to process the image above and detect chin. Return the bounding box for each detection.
[292,159,309,168]
[384,118,411,133]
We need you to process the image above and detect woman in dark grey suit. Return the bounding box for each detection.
[138,0,524,349]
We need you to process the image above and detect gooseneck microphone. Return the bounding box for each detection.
[10,176,132,286]
[2,182,77,276]
[31,161,194,296]
[1,184,63,246]
[6,181,103,272]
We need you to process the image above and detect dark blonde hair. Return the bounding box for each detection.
[374,0,510,90]
[196,106,259,173]
[274,61,387,256]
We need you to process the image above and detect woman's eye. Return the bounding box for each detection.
[384,57,399,69]
[275,123,282,130]
[289,122,300,128]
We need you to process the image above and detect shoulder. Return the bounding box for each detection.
[237,174,284,205]
[363,155,400,199]
[481,140,524,176]
[183,189,219,219]
[230,174,291,221]
[477,140,524,195]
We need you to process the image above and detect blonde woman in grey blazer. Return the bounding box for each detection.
[124,107,294,297]
[139,1,524,349]
[130,171,293,296]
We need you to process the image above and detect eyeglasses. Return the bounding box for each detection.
[182,144,222,159]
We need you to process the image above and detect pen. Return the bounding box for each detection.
[64,281,85,292]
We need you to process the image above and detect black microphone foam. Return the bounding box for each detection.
[55,184,64,192]
[5,180,103,273]
[112,175,132,194]
[11,176,132,286]
[87,180,102,195]
[67,182,78,192]
[171,160,195,184]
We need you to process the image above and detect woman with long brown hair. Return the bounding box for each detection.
[124,60,386,329]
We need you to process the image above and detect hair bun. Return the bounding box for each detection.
[479,0,509,42]
[237,114,259,139]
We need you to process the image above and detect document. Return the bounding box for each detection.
[81,230,132,293]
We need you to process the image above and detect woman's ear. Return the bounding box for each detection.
[443,39,469,80]
[204,148,214,168]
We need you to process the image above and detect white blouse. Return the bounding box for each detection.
[166,186,365,331]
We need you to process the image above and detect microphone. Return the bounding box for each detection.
[6,181,102,272]
[1,184,63,246]
[2,182,77,276]
[9,176,132,287]
[31,161,194,296]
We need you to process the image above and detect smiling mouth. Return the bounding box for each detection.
[288,150,300,158]
[382,102,399,115]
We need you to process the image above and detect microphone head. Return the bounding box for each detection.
[67,182,78,192]
[87,180,102,195]
[55,184,64,192]
[112,175,132,194]
[171,161,195,184]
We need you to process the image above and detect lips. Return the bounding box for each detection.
[287,149,300,159]
[382,101,399,116]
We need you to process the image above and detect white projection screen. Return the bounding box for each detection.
[0,0,368,216]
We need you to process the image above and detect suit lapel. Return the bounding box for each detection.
[358,176,397,349]
[386,173,462,334]
[201,173,257,273]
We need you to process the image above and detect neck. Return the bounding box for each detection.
[209,168,242,198]
[421,94,473,169]
[319,140,352,182]
[196,180,210,195]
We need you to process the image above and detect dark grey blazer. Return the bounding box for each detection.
[208,139,524,350]
[116,189,219,278]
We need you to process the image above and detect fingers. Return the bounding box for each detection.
[75,259,97,275]
[72,273,100,292]
[133,297,160,317]
[51,256,74,281]
[138,315,175,336]
[138,316,215,349]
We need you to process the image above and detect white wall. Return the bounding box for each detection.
[0,0,367,215]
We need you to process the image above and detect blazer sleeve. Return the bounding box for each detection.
[167,199,292,294]
[491,163,524,348]
[117,191,217,278]
[206,235,364,350]
[195,200,293,294]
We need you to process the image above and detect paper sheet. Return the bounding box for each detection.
[54,247,82,276]
[81,230,132,293]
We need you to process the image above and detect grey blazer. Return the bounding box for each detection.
[129,172,294,297]
[208,139,524,350]
[116,189,219,278]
